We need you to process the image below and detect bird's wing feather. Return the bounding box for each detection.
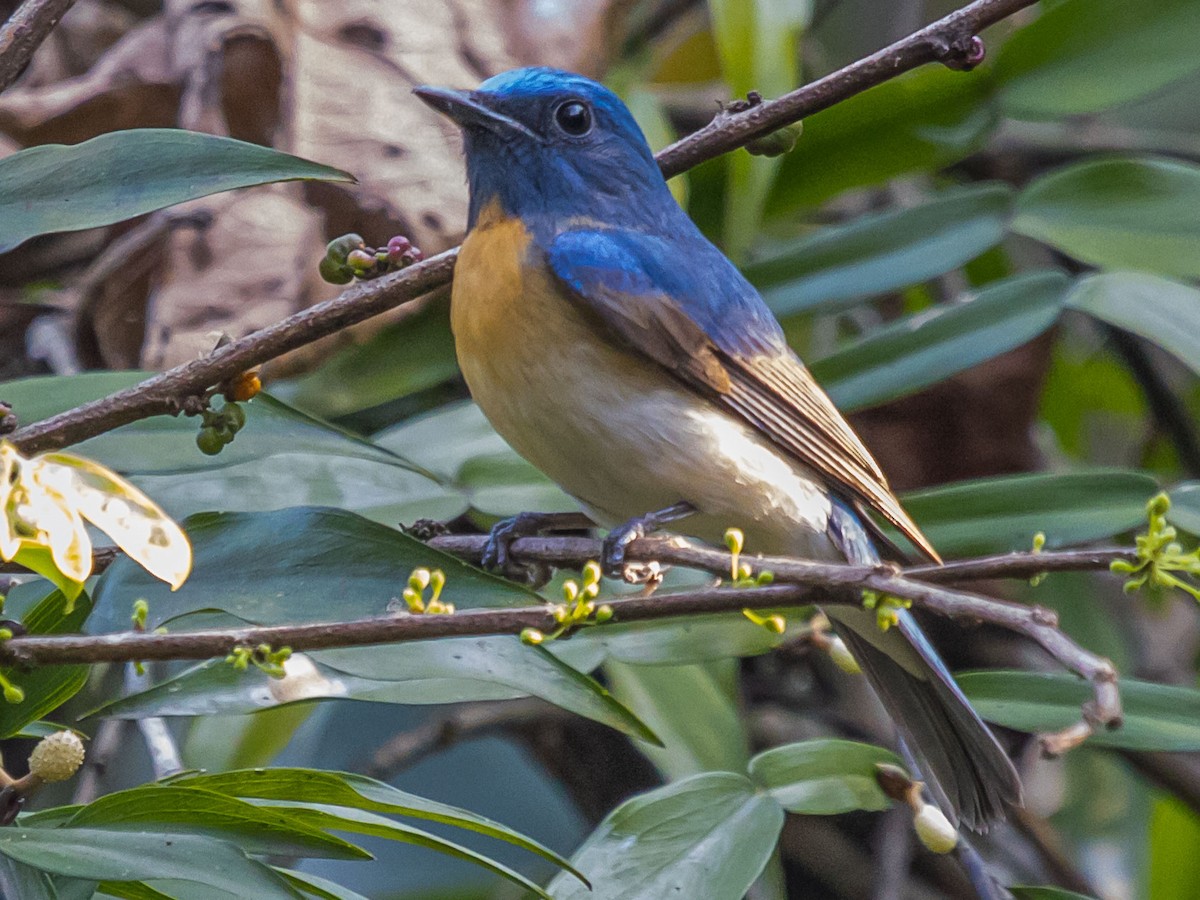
[546,227,939,562]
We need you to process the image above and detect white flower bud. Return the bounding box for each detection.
[913,803,958,854]
[28,731,85,783]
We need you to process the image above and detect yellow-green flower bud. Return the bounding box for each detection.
[408,568,431,592]
[827,636,862,674]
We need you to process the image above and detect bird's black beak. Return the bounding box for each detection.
[413,85,539,140]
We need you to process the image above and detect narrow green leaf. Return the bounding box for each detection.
[1066,272,1200,376]
[746,183,1014,316]
[995,0,1200,119]
[275,869,371,900]
[749,739,902,814]
[901,469,1158,556]
[0,828,299,898]
[0,129,351,251]
[0,854,60,900]
[257,802,554,899]
[708,0,803,259]
[167,767,582,882]
[607,661,749,778]
[65,785,369,860]
[97,882,195,900]
[0,589,93,739]
[546,772,784,900]
[1009,889,1098,900]
[1014,158,1200,278]
[959,671,1200,751]
[813,272,1070,412]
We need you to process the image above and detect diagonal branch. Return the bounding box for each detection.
[0,0,76,95]
[8,0,1039,456]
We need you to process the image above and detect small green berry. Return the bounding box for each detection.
[196,428,224,455]
[745,122,803,157]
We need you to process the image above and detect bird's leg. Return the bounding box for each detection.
[482,511,595,580]
[601,501,695,580]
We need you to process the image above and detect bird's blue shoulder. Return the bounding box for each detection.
[542,226,785,358]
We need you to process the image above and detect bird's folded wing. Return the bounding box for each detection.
[546,227,939,562]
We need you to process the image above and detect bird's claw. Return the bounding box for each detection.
[601,518,648,580]
[481,512,568,587]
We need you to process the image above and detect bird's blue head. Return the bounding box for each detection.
[415,68,676,233]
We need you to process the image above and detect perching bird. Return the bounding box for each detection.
[415,67,1022,829]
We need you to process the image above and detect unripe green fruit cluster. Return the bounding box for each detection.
[196,402,247,455]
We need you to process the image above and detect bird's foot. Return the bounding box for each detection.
[601,502,694,582]
[482,511,592,585]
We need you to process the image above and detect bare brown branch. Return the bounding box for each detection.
[8,0,1040,456]
[0,535,1127,751]
[0,0,76,95]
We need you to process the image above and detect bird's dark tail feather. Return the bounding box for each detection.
[826,499,1022,830]
[833,615,1023,830]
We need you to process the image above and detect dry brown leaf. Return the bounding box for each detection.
[0,0,635,373]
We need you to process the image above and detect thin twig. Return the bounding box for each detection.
[0,0,76,94]
[363,698,570,780]
[7,0,1039,456]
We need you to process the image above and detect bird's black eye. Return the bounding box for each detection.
[554,100,592,136]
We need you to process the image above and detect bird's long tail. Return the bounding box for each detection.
[825,500,1023,830]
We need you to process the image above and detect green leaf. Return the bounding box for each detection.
[546,772,784,900]
[6,545,83,605]
[607,661,750,779]
[813,272,1070,412]
[96,883,185,900]
[375,401,574,519]
[1066,272,1200,376]
[959,671,1200,750]
[1148,796,1200,900]
[748,739,902,814]
[1009,889,1098,900]
[1013,158,1200,279]
[455,453,577,519]
[65,785,370,860]
[184,703,315,771]
[278,301,459,419]
[91,507,651,738]
[995,0,1200,119]
[0,828,299,898]
[567,611,794,666]
[90,506,536,633]
[0,854,61,900]
[900,469,1158,556]
[168,767,582,882]
[0,373,461,526]
[0,588,93,739]
[708,0,803,259]
[1167,482,1200,536]
[0,129,351,252]
[317,641,659,744]
[256,802,555,900]
[767,66,994,215]
[275,869,371,900]
[746,183,1014,316]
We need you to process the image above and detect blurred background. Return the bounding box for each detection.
[3,0,1200,898]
